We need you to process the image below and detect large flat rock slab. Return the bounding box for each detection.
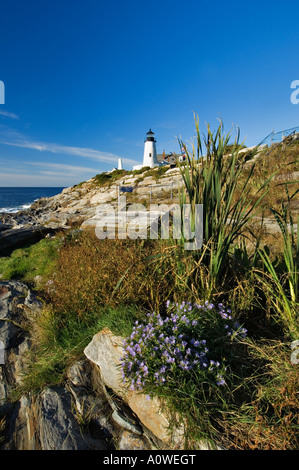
[0,226,55,254]
[84,328,184,447]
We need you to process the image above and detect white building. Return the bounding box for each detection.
[118,158,123,170]
[133,129,162,170]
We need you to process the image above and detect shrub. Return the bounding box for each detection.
[255,186,299,339]
[93,170,128,187]
[121,300,247,395]
[120,300,249,445]
[48,230,174,319]
[145,166,169,180]
[132,166,150,175]
[177,115,273,296]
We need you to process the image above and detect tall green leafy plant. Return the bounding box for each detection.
[177,115,274,295]
[257,185,299,338]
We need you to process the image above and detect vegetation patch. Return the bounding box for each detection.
[93,169,128,187]
[0,237,62,287]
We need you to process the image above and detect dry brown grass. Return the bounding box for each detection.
[239,140,299,216]
[212,339,299,451]
[47,230,174,319]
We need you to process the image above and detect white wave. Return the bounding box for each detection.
[0,207,19,213]
[0,203,32,213]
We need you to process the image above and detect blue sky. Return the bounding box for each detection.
[0,0,298,187]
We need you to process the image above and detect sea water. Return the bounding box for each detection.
[0,187,65,213]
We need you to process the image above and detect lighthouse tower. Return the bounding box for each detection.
[143,129,158,168]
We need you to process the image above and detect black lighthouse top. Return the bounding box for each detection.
[145,129,156,142]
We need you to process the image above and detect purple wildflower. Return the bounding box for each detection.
[121,299,246,393]
[216,375,226,386]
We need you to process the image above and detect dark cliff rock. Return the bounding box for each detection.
[0,226,56,255]
[0,280,154,450]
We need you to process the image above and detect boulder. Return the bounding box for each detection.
[83,329,224,450]
[36,386,108,450]
[0,281,42,405]
[84,328,125,393]
[84,328,185,448]
[118,430,152,450]
[0,224,13,232]
[89,191,115,205]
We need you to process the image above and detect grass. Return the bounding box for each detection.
[1,117,299,450]
[93,169,128,187]
[46,231,174,318]
[145,165,169,180]
[254,190,299,339]
[0,236,62,287]
[237,139,299,215]
[12,304,141,398]
[0,416,6,444]
[92,166,169,188]
[221,338,299,450]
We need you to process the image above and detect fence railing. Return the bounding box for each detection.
[258,125,299,147]
[119,181,181,203]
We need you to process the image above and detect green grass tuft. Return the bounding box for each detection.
[0,237,61,285]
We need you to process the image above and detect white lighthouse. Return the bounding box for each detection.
[132,129,162,171]
[142,129,158,168]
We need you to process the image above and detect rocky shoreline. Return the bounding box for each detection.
[2,167,182,224]
[1,163,296,255]
[0,168,184,257]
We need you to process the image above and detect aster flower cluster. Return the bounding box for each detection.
[120,300,245,393]
[207,302,248,340]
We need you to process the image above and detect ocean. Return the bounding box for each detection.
[0,187,65,213]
